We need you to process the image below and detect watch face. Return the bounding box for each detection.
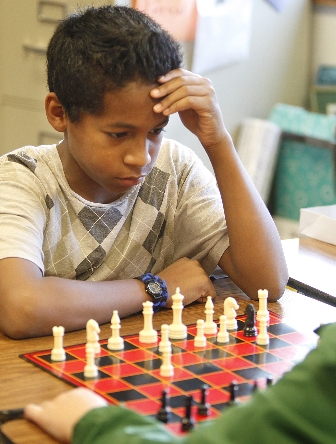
[147,281,162,300]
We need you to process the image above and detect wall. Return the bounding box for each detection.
[311,3,336,80]
[165,0,312,173]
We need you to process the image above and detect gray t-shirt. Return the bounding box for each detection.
[0,138,228,281]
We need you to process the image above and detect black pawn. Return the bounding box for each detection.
[181,395,195,432]
[228,381,240,406]
[198,384,210,416]
[266,376,273,387]
[157,390,171,423]
[244,304,257,337]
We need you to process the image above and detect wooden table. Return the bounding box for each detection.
[2,277,336,443]
[282,237,336,305]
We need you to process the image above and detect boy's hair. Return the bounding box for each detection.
[47,5,183,122]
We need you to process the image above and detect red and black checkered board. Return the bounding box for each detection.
[21,312,317,435]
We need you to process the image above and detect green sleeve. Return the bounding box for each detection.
[72,405,182,444]
[73,322,336,444]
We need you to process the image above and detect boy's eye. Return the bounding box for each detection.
[107,132,128,139]
[151,127,166,135]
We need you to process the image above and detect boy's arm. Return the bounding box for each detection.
[0,256,215,339]
[151,70,288,302]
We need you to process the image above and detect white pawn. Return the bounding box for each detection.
[194,319,207,347]
[108,310,124,350]
[217,315,229,343]
[168,287,187,339]
[203,296,218,334]
[159,324,172,353]
[160,349,174,377]
[51,326,66,361]
[257,289,269,322]
[139,301,158,343]
[86,319,101,354]
[84,347,98,378]
[256,317,269,345]
[224,297,239,331]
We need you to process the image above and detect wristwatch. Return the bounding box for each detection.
[136,273,168,312]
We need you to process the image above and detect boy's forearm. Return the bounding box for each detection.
[0,257,217,339]
[206,135,288,301]
[0,260,149,339]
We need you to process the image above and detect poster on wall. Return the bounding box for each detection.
[192,0,253,74]
[133,0,198,41]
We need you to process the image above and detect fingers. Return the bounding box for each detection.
[24,403,44,423]
[196,292,217,304]
[150,70,214,116]
[24,389,108,443]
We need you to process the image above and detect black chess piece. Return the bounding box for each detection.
[156,389,171,423]
[228,381,240,406]
[181,395,195,432]
[267,376,273,387]
[244,304,257,337]
[198,384,210,416]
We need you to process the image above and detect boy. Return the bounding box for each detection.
[0,6,287,339]
[24,322,336,443]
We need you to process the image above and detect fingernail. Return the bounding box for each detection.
[151,88,160,96]
[153,103,163,112]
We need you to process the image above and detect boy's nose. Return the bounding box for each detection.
[124,139,152,167]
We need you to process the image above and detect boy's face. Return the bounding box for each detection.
[57,81,169,204]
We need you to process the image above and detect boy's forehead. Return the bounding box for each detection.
[105,80,158,100]
[99,81,163,123]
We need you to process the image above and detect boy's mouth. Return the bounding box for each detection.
[117,176,144,187]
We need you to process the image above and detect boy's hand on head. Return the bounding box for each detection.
[157,257,216,307]
[24,388,108,443]
[150,69,227,151]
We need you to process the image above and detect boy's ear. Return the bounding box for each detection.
[45,93,68,132]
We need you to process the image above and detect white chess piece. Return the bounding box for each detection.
[160,349,174,377]
[159,324,172,353]
[51,326,66,361]
[203,296,218,334]
[108,310,124,350]
[217,315,229,343]
[168,287,187,339]
[139,301,158,343]
[257,289,269,322]
[224,297,239,330]
[256,317,269,345]
[194,319,207,347]
[86,319,101,354]
[84,347,98,378]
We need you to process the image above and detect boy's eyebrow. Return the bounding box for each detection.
[105,118,169,129]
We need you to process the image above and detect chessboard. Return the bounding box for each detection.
[20,311,318,435]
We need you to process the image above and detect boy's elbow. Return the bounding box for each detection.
[249,268,289,303]
[269,263,289,302]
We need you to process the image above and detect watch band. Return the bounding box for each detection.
[136,273,168,312]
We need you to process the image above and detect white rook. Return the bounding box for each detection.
[51,326,66,361]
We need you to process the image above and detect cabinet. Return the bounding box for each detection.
[0,0,116,156]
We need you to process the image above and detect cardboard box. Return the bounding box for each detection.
[299,205,336,245]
